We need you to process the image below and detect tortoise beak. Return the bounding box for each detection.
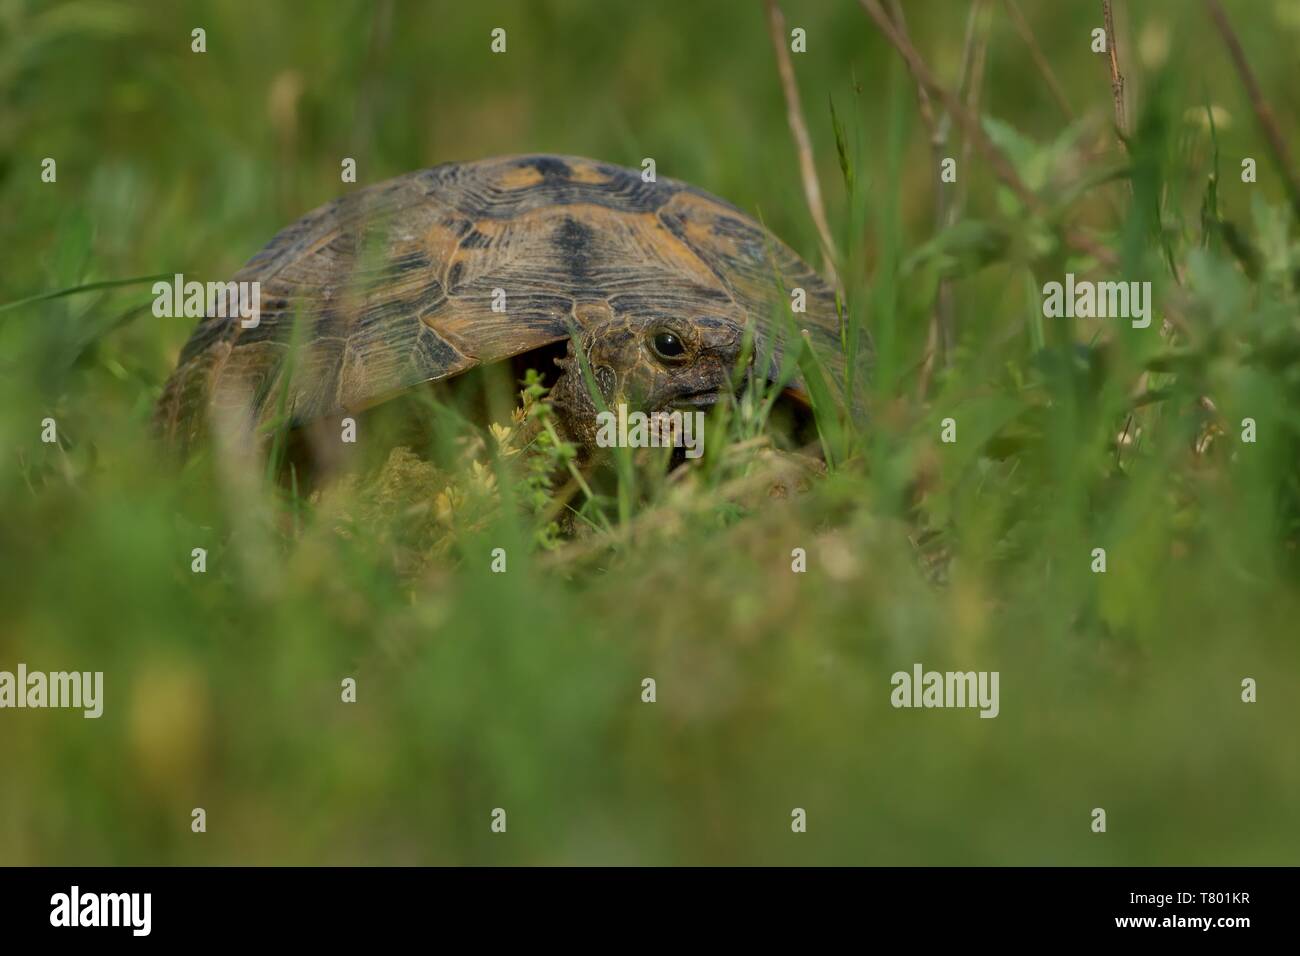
[669,374,752,410]
[671,389,723,409]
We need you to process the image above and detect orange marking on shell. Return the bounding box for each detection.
[566,160,610,184]
[495,164,544,190]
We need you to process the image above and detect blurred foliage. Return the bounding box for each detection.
[1,0,1299,864]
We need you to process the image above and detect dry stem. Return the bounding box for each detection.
[1205,0,1300,222]
[765,0,842,294]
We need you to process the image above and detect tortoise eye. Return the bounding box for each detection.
[650,329,687,362]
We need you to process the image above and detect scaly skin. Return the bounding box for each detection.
[549,310,747,456]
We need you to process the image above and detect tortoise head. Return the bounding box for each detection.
[550,306,748,456]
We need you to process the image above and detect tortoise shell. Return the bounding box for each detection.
[155,154,844,448]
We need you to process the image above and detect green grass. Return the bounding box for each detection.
[1,0,1298,865]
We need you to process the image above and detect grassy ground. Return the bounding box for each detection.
[1,0,1298,864]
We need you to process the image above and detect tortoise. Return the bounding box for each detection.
[155,154,849,459]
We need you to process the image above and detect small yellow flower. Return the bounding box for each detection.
[490,422,519,457]
[469,460,497,493]
[435,485,463,525]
